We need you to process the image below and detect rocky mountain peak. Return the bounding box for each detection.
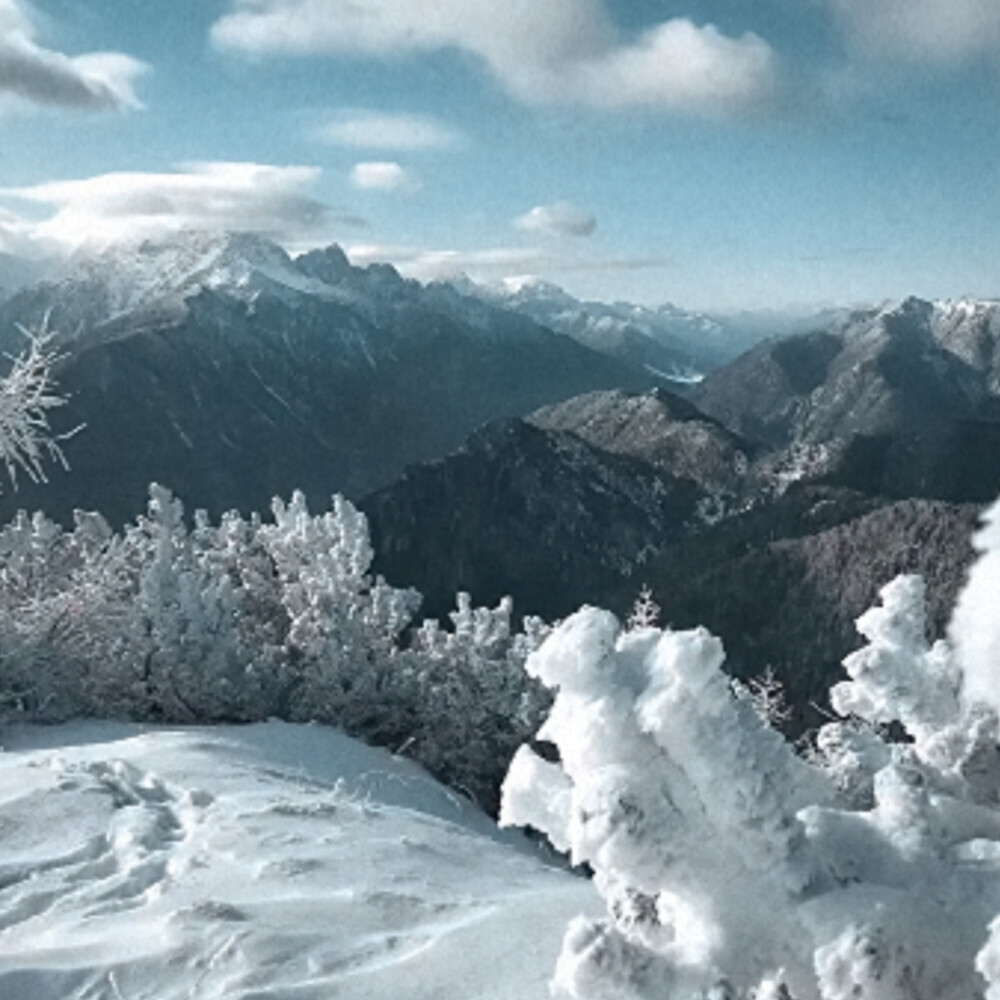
[293,243,354,285]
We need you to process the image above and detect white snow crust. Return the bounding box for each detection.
[0,720,596,999]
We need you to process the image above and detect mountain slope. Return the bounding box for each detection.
[529,387,754,496]
[362,417,701,621]
[692,297,1000,501]
[0,233,656,525]
[695,303,988,448]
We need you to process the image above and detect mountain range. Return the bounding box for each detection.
[0,232,666,525]
[1,231,998,731]
[363,296,1000,730]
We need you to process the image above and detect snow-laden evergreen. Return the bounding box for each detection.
[0,485,549,810]
[501,498,1000,999]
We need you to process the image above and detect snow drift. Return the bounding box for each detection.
[0,720,596,1000]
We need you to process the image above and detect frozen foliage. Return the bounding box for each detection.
[501,498,1000,999]
[0,486,548,808]
[0,324,73,490]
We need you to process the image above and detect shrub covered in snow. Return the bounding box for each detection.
[0,486,548,809]
[501,497,1000,999]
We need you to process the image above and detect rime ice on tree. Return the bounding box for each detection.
[501,498,1000,999]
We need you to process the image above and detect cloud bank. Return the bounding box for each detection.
[212,0,776,113]
[1,163,347,251]
[0,0,146,112]
[515,202,596,238]
[317,111,461,151]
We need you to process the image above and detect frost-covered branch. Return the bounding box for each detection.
[0,324,75,490]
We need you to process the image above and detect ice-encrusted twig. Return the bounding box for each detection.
[0,321,80,490]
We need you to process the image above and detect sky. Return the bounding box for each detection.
[1,0,1000,311]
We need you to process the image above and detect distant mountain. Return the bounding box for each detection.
[0,232,657,525]
[528,387,754,498]
[696,301,987,446]
[363,401,980,734]
[360,355,989,735]
[362,416,701,621]
[451,275,796,382]
[692,297,1000,502]
[925,296,1000,391]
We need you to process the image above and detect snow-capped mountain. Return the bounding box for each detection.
[57,230,330,318]
[692,294,1000,502]
[453,274,713,380]
[696,296,992,447]
[0,231,657,526]
[2,233,385,350]
[925,296,1000,391]
[452,274,801,380]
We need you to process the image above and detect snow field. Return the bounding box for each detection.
[0,720,597,1000]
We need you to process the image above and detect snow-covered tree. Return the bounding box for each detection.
[501,497,1000,999]
[404,593,550,809]
[257,490,422,732]
[0,485,547,810]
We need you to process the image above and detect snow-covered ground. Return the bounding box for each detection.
[0,720,597,1000]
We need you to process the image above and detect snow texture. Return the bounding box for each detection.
[952,497,1000,715]
[0,720,596,999]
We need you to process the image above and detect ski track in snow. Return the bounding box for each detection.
[0,721,596,1000]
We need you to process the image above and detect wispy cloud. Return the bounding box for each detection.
[316,110,462,151]
[349,161,420,192]
[347,242,669,284]
[0,162,356,252]
[0,0,146,112]
[828,0,1000,63]
[212,0,776,114]
[514,202,596,238]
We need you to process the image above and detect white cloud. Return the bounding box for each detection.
[829,0,1000,62]
[316,110,461,151]
[0,0,146,112]
[349,161,419,192]
[212,0,776,113]
[515,202,596,238]
[0,162,351,252]
[347,242,668,284]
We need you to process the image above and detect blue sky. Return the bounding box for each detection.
[1,0,1000,310]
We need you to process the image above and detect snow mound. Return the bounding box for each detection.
[0,720,595,1000]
